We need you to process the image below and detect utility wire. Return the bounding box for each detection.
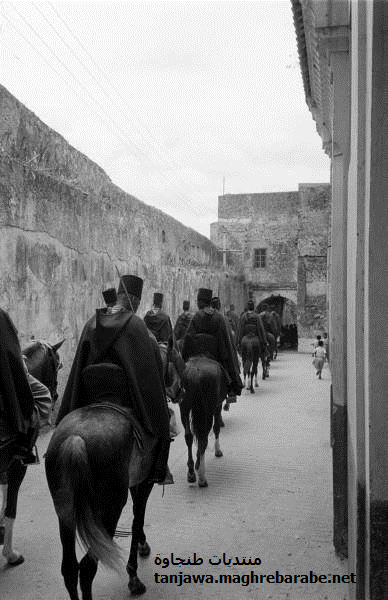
[45,1,212,206]
[47,1,188,172]
[5,2,204,218]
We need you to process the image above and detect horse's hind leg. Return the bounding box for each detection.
[213,404,223,458]
[180,405,196,483]
[250,372,254,393]
[2,461,27,565]
[59,521,80,600]
[196,435,209,488]
[0,477,7,544]
[127,480,154,596]
[79,552,98,600]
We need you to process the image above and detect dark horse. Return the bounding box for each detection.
[0,339,64,565]
[241,334,266,392]
[264,332,277,377]
[44,345,185,600]
[180,355,228,488]
[45,402,154,599]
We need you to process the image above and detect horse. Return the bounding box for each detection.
[241,334,265,392]
[0,339,64,566]
[44,348,182,600]
[179,354,228,488]
[157,339,185,403]
[259,332,276,379]
[270,311,281,360]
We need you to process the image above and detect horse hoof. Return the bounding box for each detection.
[198,480,208,488]
[250,388,255,394]
[7,554,25,567]
[138,541,151,557]
[255,383,259,387]
[128,575,147,596]
[219,419,225,427]
[215,449,223,458]
[187,472,196,483]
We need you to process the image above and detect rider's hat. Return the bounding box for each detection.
[102,288,117,305]
[197,288,213,304]
[118,275,144,300]
[153,292,163,308]
[183,300,190,311]
[247,300,254,311]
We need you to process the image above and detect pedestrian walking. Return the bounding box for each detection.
[312,340,326,379]
[323,332,329,364]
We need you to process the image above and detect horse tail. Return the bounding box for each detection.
[57,435,122,571]
[184,361,218,441]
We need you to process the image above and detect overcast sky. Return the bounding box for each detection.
[0,0,330,238]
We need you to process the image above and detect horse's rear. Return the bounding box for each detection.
[45,405,154,599]
[241,335,260,392]
[180,355,228,487]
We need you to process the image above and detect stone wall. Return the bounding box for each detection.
[0,85,246,399]
[297,184,331,351]
[210,184,331,351]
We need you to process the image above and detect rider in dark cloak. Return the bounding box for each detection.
[225,303,240,338]
[56,276,171,483]
[0,309,37,466]
[173,300,192,343]
[144,293,174,344]
[210,296,241,410]
[182,288,243,397]
[237,300,268,352]
[256,303,278,337]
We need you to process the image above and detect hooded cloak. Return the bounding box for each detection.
[56,308,170,439]
[0,309,35,435]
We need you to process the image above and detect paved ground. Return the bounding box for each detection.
[0,351,349,599]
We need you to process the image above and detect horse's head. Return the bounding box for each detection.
[23,339,65,404]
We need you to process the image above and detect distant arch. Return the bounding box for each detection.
[256,294,298,350]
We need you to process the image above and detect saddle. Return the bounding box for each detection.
[81,363,159,487]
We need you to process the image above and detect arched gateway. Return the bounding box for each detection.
[255,295,298,350]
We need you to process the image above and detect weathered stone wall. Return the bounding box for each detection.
[212,192,300,290]
[0,85,246,398]
[210,184,331,351]
[297,184,331,351]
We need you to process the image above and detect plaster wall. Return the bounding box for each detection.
[0,85,246,400]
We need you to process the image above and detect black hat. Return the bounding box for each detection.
[183,300,190,311]
[153,292,163,308]
[211,296,221,310]
[247,300,254,310]
[102,287,117,305]
[118,275,143,300]
[197,288,213,304]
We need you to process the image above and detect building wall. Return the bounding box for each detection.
[0,85,246,400]
[210,184,331,351]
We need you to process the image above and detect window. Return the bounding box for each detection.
[254,248,266,268]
